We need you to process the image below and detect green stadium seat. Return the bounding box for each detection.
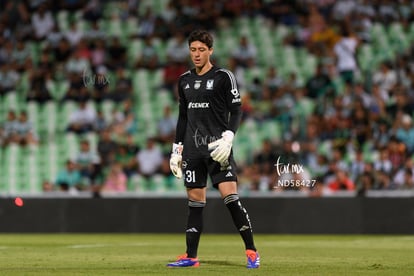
[57,10,69,31]
[107,18,123,38]
[27,101,40,134]
[4,144,20,193]
[43,101,58,138]
[4,92,19,111]
[45,143,60,182]
[128,39,143,63]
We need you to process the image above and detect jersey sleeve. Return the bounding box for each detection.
[174,77,187,144]
[221,69,242,133]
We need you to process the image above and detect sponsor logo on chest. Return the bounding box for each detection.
[188,102,210,109]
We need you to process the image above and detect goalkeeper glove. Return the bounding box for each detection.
[170,142,183,178]
[208,130,234,164]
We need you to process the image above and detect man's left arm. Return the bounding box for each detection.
[208,70,242,163]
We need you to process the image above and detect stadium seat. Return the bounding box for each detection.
[128,39,143,63]
[4,144,20,193]
[43,101,58,138]
[57,10,69,31]
[45,143,59,182]
[4,92,19,112]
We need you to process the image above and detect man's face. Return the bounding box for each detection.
[189,41,213,68]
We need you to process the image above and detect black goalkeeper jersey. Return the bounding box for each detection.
[175,65,242,159]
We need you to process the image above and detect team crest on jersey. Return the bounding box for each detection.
[194,80,202,90]
[206,79,214,90]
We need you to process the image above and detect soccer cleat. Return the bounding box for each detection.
[167,253,200,267]
[246,249,260,269]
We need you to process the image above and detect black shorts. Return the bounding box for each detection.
[182,156,238,189]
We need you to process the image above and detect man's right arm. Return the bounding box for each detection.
[174,79,187,144]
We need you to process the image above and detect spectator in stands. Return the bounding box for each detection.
[373,118,392,149]
[64,21,84,47]
[350,102,370,147]
[327,169,356,191]
[90,65,111,102]
[101,162,127,192]
[54,38,73,64]
[26,69,53,104]
[12,110,38,147]
[305,63,332,99]
[82,0,102,22]
[332,0,356,21]
[135,137,163,178]
[67,101,97,134]
[1,1,30,33]
[137,6,156,38]
[109,67,132,103]
[63,73,87,102]
[230,35,257,69]
[263,66,284,98]
[107,36,127,70]
[85,21,106,41]
[283,14,311,48]
[396,114,414,154]
[377,0,400,24]
[115,143,138,178]
[307,14,339,56]
[46,25,63,50]
[11,39,31,72]
[93,109,108,133]
[349,149,366,182]
[169,7,192,35]
[372,61,397,95]
[152,16,171,41]
[55,159,82,191]
[66,51,90,75]
[333,23,360,84]
[31,3,55,41]
[160,0,177,24]
[156,105,177,144]
[38,49,54,73]
[162,59,187,98]
[374,147,393,175]
[109,108,138,139]
[192,1,220,30]
[122,134,140,157]
[0,63,19,96]
[90,39,107,70]
[166,32,189,65]
[2,110,18,147]
[387,136,406,171]
[97,129,118,167]
[73,139,102,188]
[135,36,160,70]
[248,139,278,191]
[393,159,414,190]
[386,87,412,119]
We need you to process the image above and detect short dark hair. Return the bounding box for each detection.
[188,30,213,49]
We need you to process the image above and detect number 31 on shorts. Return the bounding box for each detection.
[185,170,196,183]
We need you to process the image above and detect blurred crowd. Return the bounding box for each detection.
[0,0,414,196]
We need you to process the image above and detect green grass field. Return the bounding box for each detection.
[0,234,413,275]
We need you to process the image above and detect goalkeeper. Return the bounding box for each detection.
[167,29,259,269]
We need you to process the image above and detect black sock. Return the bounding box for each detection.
[186,200,205,258]
[224,194,256,251]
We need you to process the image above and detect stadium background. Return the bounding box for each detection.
[0,0,414,200]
